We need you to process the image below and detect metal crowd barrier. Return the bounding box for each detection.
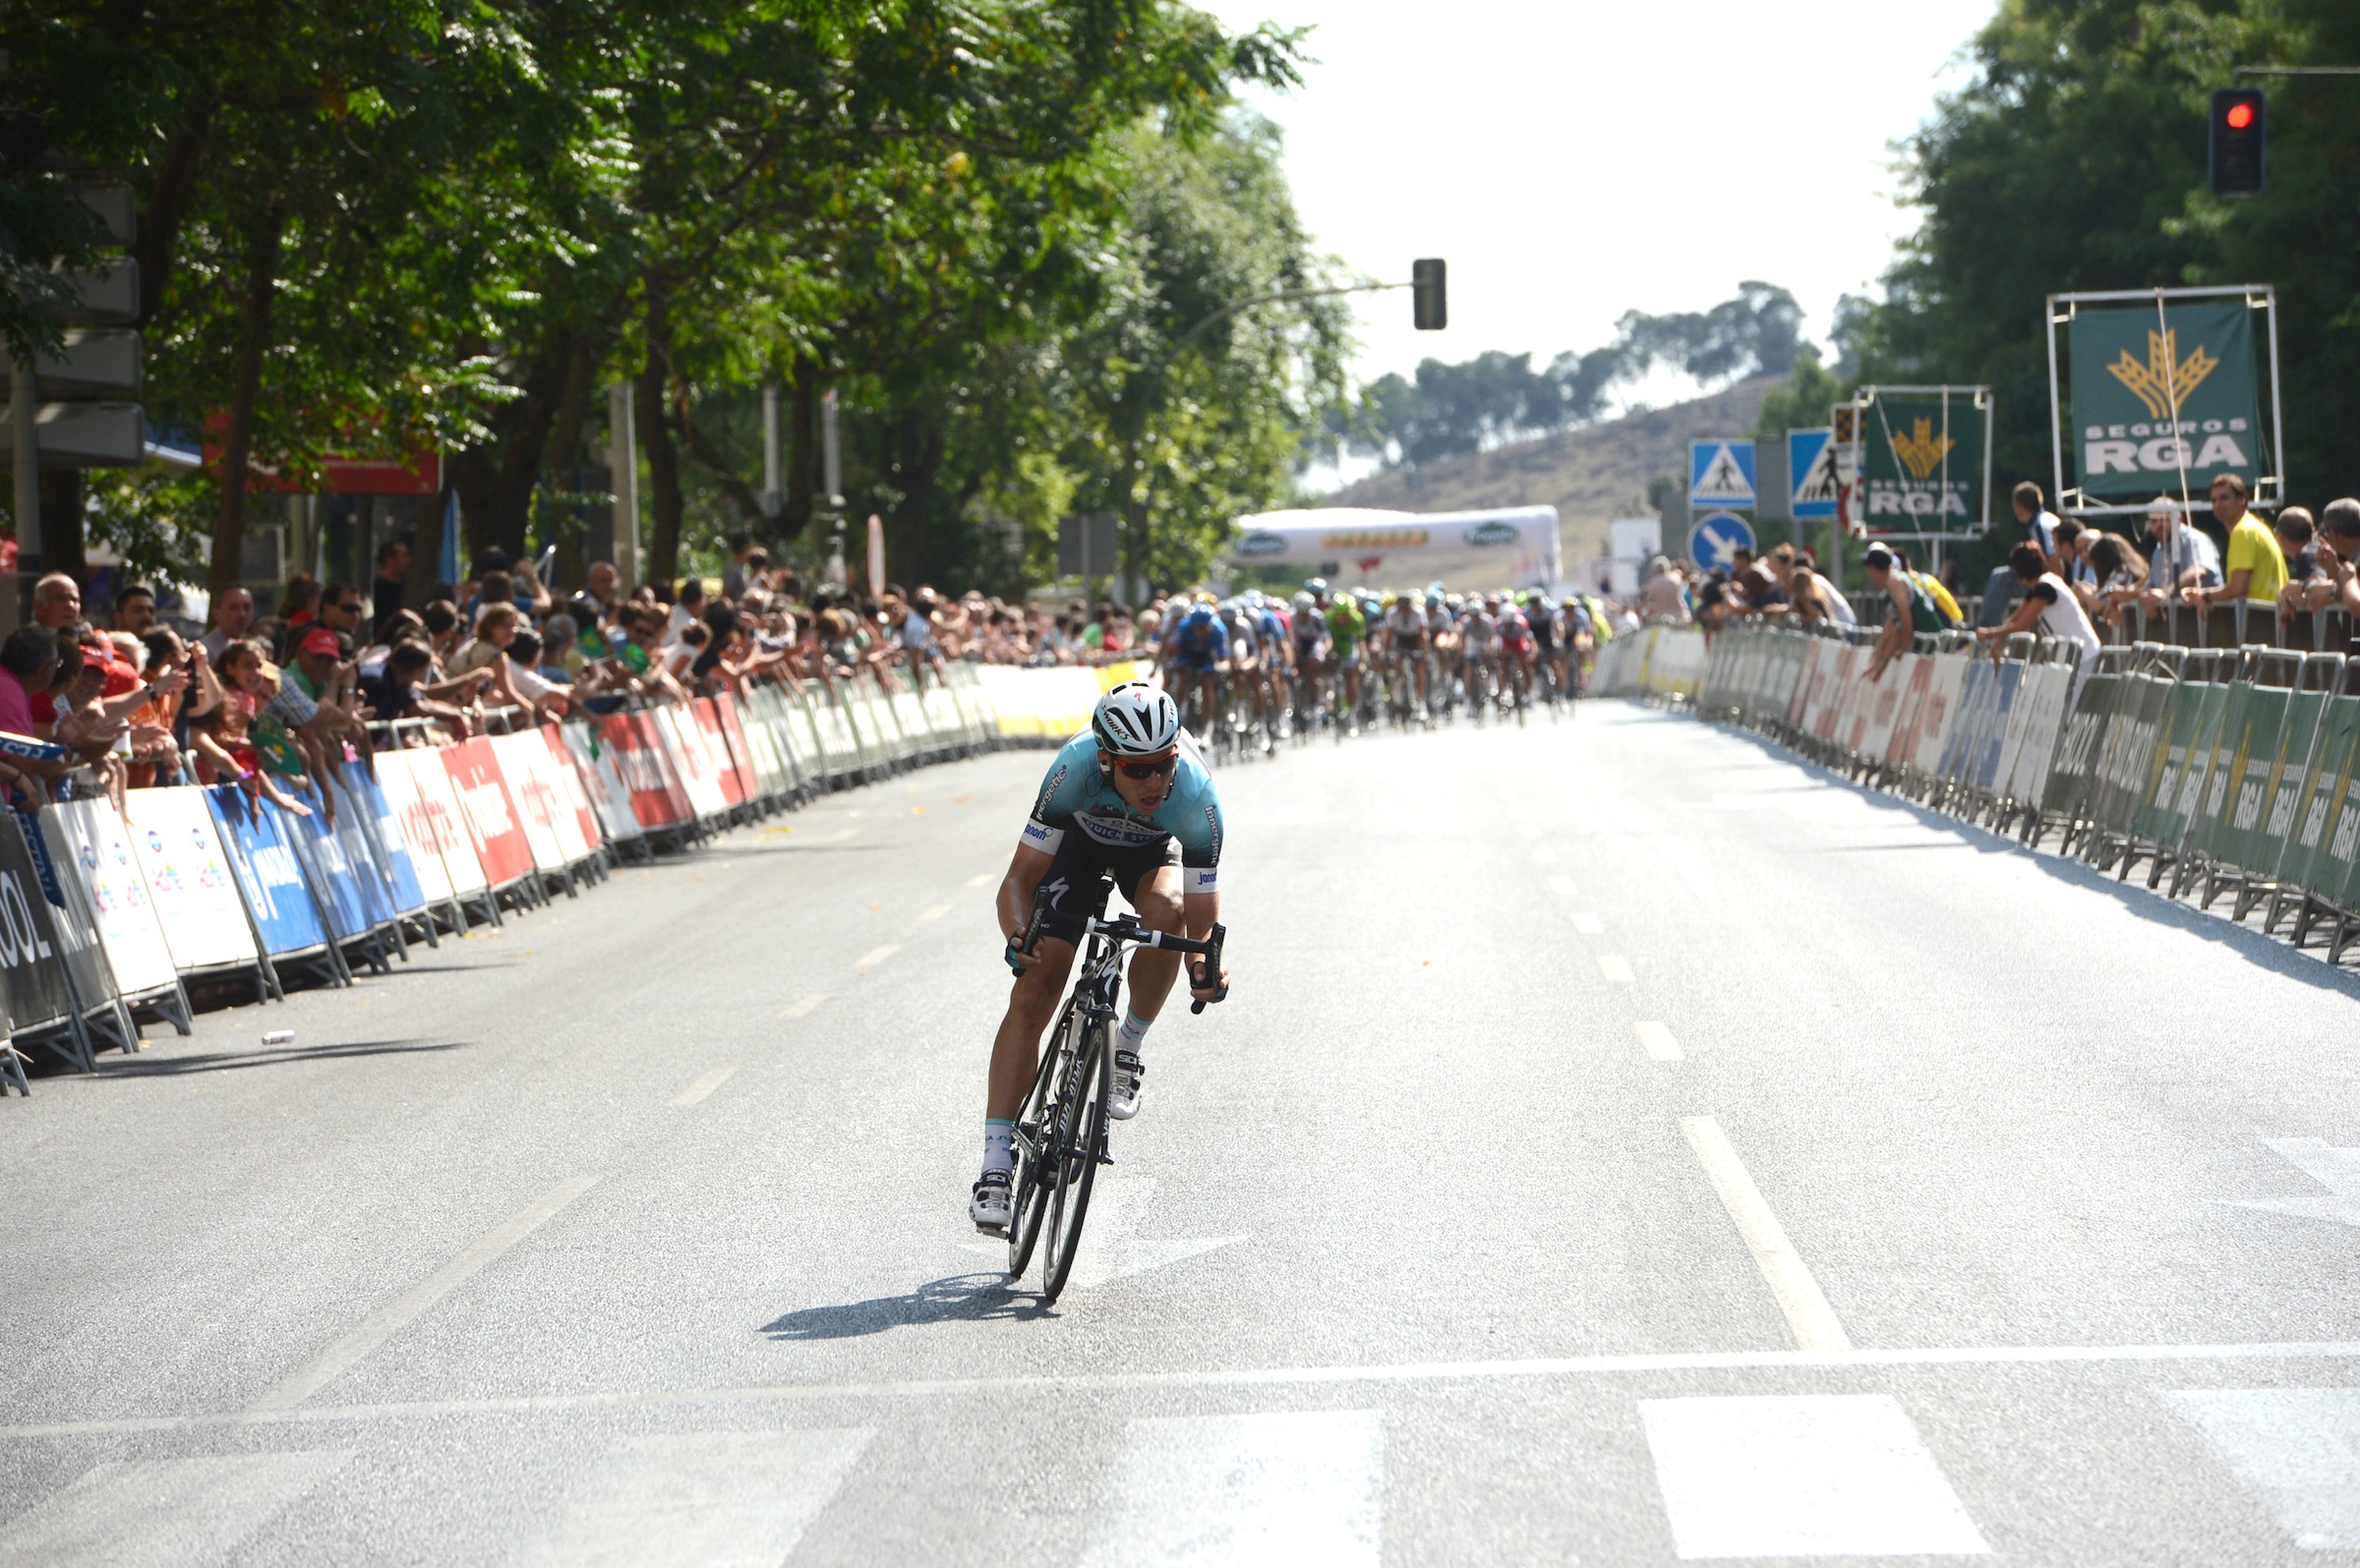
[1,660,1065,1092]
[1629,622,2360,968]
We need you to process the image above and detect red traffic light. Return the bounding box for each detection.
[2224,101,2255,130]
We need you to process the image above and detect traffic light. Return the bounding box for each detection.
[2210,87,2266,198]
[1412,259,1446,330]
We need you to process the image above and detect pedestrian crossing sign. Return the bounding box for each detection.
[1789,428,1839,520]
[1689,439,1756,508]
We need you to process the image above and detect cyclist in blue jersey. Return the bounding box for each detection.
[1161,601,1229,735]
[972,682,1230,1232]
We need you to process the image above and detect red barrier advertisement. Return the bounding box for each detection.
[598,714,688,829]
[441,737,536,886]
[543,726,604,851]
[694,699,747,806]
[713,692,763,801]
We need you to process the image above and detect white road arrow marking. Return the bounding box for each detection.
[2228,1138,2360,1228]
[964,1177,1242,1289]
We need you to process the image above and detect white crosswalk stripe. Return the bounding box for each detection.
[1078,1409,1384,1567]
[2170,1387,2360,1549]
[0,1451,350,1568]
[508,1427,873,1567]
[1640,1394,1988,1558]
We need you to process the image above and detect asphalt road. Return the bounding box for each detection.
[6,700,2360,1565]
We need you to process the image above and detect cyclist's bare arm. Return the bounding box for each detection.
[998,842,1057,967]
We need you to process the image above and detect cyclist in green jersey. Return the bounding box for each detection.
[1324,591,1366,730]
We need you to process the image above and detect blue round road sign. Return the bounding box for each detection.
[1688,511,1756,571]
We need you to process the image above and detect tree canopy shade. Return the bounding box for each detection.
[4,0,1339,599]
[1328,282,1806,471]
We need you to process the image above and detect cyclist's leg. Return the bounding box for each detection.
[987,935,1079,1122]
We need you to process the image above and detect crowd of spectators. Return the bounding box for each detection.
[0,524,1238,815]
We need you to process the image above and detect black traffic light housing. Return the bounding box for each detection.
[2210,87,2266,198]
[1412,259,1446,330]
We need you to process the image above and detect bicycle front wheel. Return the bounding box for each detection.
[1007,996,1080,1279]
[1038,1016,1112,1304]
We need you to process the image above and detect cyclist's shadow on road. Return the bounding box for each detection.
[760,1272,1052,1339]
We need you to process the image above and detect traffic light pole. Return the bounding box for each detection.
[1115,276,1427,600]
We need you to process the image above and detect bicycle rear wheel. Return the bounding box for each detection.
[1006,996,1079,1278]
[1038,1015,1112,1303]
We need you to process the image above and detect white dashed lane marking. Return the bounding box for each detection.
[0,1451,352,1568]
[1642,1394,1988,1558]
[1079,1410,1384,1567]
[668,1066,738,1108]
[1681,1116,1850,1353]
[1634,1021,1682,1061]
[510,1428,873,1567]
[1598,956,1635,983]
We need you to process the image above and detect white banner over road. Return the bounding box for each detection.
[1225,505,1563,591]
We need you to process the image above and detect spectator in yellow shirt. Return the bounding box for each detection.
[2187,473,2285,611]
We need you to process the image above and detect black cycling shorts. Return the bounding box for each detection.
[1035,830,1181,943]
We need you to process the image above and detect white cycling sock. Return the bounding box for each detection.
[1117,1009,1151,1058]
[982,1119,1014,1178]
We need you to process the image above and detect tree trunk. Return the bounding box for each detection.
[134,102,210,334]
[409,477,449,604]
[636,281,684,590]
[486,326,575,562]
[209,203,283,604]
[442,446,498,585]
[543,330,604,593]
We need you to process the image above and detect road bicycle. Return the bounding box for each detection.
[1004,885,1226,1304]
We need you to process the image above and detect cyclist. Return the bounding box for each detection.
[1325,589,1367,732]
[1457,594,1497,714]
[972,683,1230,1233]
[1249,591,1294,737]
[1381,590,1429,716]
[1216,600,1268,747]
[1290,591,1328,729]
[1162,598,1228,733]
[1497,593,1535,706]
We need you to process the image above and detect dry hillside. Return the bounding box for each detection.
[1318,376,1778,579]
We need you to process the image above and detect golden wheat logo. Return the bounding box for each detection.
[1888,418,1956,481]
[2106,328,2217,420]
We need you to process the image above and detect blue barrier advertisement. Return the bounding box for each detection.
[340,762,428,916]
[277,787,380,942]
[205,787,331,957]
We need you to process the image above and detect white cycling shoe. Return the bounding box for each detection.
[970,1170,1012,1235]
[1109,1051,1145,1121]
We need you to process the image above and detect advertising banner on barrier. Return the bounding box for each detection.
[713,693,764,801]
[12,812,115,1024]
[692,699,746,807]
[122,787,262,973]
[366,754,455,904]
[381,749,489,899]
[281,783,387,940]
[442,737,537,887]
[542,726,607,854]
[490,730,573,873]
[320,775,401,930]
[341,762,430,918]
[732,689,792,798]
[0,818,78,1033]
[206,788,333,958]
[521,729,594,863]
[563,724,643,844]
[653,706,731,821]
[599,714,687,830]
[42,800,180,1000]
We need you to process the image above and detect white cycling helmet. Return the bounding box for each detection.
[1092,680,1182,757]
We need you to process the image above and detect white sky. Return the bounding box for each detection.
[1205,0,1997,392]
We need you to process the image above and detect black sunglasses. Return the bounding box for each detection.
[1114,754,1177,781]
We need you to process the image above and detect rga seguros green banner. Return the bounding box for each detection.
[1858,388,1988,538]
[2068,301,2263,500]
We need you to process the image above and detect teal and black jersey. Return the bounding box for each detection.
[1020,731,1224,894]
